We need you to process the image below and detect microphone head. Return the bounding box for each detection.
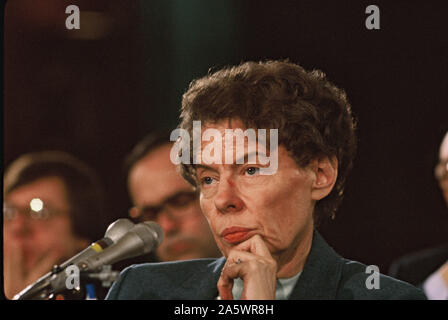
[78,221,164,271]
[138,221,164,253]
[104,218,135,243]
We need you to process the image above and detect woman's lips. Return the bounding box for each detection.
[220,227,254,244]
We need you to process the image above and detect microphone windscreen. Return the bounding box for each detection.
[140,221,164,251]
[105,219,135,242]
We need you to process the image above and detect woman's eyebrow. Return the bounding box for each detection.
[233,151,267,166]
[195,164,219,173]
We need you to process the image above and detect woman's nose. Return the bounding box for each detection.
[213,177,244,214]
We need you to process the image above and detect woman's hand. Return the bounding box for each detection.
[217,234,278,300]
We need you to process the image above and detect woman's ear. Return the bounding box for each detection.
[310,155,338,201]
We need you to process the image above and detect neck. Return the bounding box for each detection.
[274,222,314,279]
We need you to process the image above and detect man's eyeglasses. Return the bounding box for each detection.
[129,190,198,222]
[3,198,67,222]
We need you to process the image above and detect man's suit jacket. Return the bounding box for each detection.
[106,231,425,300]
[389,243,448,287]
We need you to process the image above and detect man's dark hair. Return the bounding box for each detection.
[4,151,107,241]
[178,59,357,223]
[124,131,174,175]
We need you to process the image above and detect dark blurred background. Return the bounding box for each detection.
[3,0,448,273]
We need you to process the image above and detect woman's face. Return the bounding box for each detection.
[195,119,319,259]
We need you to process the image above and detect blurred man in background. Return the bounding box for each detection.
[389,131,448,299]
[125,133,221,262]
[3,151,107,299]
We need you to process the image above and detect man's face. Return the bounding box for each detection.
[436,133,448,206]
[128,144,221,261]
[3,176,86,272]
[195,119,318,259]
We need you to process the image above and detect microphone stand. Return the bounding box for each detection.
[14,265,120,300]
[81,265,120,289]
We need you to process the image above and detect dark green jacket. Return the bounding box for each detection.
[106,231,426,300]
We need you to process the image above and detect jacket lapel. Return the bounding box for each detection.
[169,257,226,299]
[198,257,226,299]
[288,231,343,299]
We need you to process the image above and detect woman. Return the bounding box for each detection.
[106,60,424,300]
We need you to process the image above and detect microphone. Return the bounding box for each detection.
[13,218,136,300]
[59,218,135,269]
[78,221,163,272]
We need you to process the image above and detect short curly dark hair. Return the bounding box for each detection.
[178,60,357,222]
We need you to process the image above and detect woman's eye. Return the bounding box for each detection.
[245,167,260,176]
[202,177,215,185]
